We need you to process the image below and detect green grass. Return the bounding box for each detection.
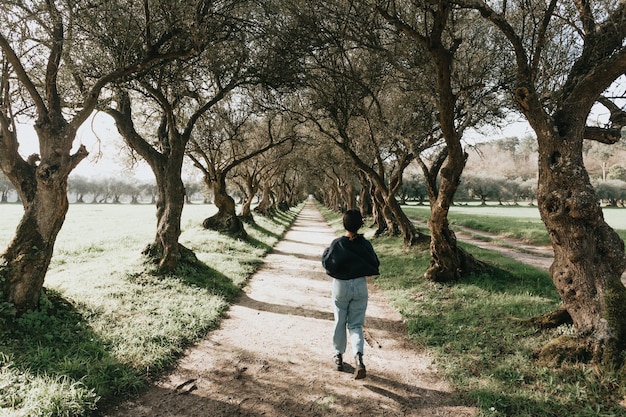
[320,206,626,417]
[0,203,299,416]
[403,204,626,246]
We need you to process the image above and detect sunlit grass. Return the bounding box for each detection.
[0,202,299,416]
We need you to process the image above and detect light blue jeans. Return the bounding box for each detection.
[332,277,368,356]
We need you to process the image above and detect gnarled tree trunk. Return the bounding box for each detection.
[106,93,192,274]
[424,148,483,282]
[357,172,373,217]
[385,192,423,246]
[142,159,190,273]
[236,176,257,222]
[2,179,70,314]
[457,0,626,368]
[535,127,626,366]
[254,181,275,217]
[203,176,247,239]
[1,136,88,314]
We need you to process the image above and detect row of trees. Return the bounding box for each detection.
[3,135,625,206]
[0,172,294,206]
[1,1,625,370]
[398,174,626,207]
[0,0,311,317]
[284,0,626,368]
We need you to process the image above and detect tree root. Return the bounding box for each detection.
[202,213,248,239]
[142,242,199,267]
[519,306,573,329]
[253,206,276,218]
[537,335,594,366]
[424,246,487,283]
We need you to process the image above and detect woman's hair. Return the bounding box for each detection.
[343,209,364,233]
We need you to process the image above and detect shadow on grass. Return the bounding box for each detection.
[244,217,279,238]
[172,257,241,300]
[244,235,273,253]
[465,264,558,299]
[272,209,297,226]
[1,289,142,414]
[244,210,296,238]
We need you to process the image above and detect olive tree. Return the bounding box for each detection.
[458,0,626,366]
[293,2,434,245]
[376,1,506,281]
[187,102,297,238]
[103,0,301,270]
[0,0,191,314]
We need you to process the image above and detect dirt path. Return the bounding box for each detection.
[444,223,554,271]
[103,201,476,417]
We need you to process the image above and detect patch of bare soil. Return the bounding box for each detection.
[103,202,476,417]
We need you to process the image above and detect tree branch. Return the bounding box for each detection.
[0,34,47,116]
[45,0,64,117]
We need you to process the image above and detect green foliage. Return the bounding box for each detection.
[0,204,300,416]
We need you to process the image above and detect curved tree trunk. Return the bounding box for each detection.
[536,128,626,365]
[203,176,247,239]
[357,172,373,217]
[142,159,189,273]
[377,4,483,279]
[237,177,256,222]
[106,93,192,274]
[2,182,69,314]
[254,181,274,216]
[341,180,357,211]
[385,191,422,246]
[371,185,391,236]
[239,193,254,221]
[424,150,484,282]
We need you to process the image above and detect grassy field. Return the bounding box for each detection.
[405,202,626,228]
[0,203,299,416]
[318,206,626,417]
[403,203,626,245]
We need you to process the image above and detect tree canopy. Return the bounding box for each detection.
[1,0,625,370]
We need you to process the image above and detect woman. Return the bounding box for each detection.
[322,209,380,380]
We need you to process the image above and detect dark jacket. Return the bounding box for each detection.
[322,235,380,280]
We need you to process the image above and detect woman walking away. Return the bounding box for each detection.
[322,209,380,380]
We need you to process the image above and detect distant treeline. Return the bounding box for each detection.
[395,136,626,207]
[397,174,626,207]
[0,175,210,205]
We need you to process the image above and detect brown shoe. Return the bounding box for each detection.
[354,352,366,380]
